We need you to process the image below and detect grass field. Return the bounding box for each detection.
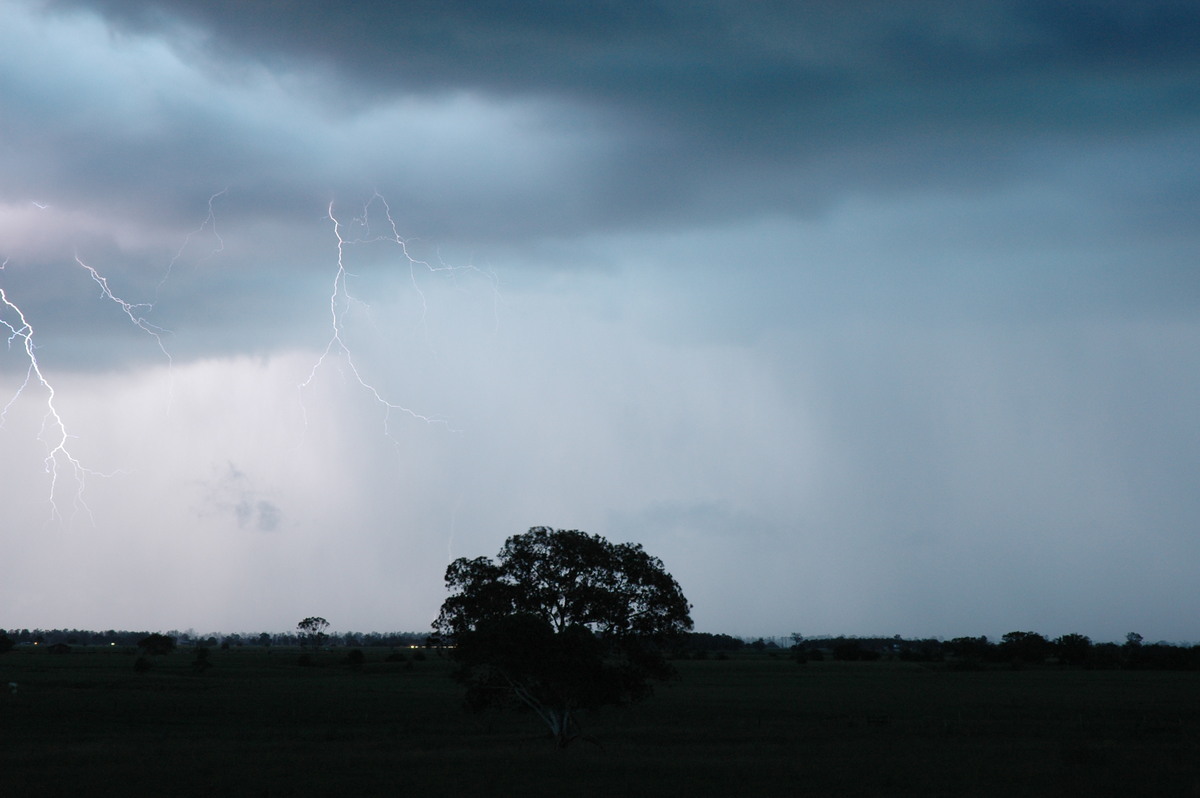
[2,646,1198,796]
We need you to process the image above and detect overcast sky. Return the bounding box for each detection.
[2,1,1198,643]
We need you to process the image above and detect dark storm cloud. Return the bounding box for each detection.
[37,0,1200,234]
[4,0,1197,352]
[50,1,1200,117]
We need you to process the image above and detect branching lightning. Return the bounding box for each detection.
[4,189,493,522]
[298,198,447,438]
[0,193,227,521]
[1,258,97,522]
[76,255,173,366]
[158,188,226,296]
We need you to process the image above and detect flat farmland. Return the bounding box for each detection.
[2,648,1198,796]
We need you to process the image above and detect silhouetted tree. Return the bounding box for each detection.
[1054,633,1092,667]
[1088,642,1123,669]
[297,617,330,650]
[897,638,943,662]
[680,632,745,653]
[434,527,692,747]
[137,633,176,656]
[944,636,992,668]
[1000,631,1051,664]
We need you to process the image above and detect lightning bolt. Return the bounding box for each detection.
[1,194,226,521]
[5,190,494,522]
[1,259,97,522]
[158,188,226,296]
[298,198,451,440]
[296,193,501,444]
[76,255,173,366]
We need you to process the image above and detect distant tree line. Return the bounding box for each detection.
[663,631,1200,670]
[0,628,430,650]
[6,627,1200,671]
[670,633,797,655]
[780,631,1200,670]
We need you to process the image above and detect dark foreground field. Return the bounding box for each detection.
[2,647,1198,797]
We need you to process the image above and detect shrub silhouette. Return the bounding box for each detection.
[137,634,176,656]
[192,646,213,674]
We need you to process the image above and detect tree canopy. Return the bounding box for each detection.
[136,633,176,656]
[297,617,329,649]
[433,526,692,747]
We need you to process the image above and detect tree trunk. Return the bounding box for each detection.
[548,706,574,748]
[509,682,577,747]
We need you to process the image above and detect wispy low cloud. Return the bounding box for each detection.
[197,461,283,532]
[235,497,282,533]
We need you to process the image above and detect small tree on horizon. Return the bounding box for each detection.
[297,617,330,653]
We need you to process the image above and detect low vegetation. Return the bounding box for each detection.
[1,643,1198,795]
